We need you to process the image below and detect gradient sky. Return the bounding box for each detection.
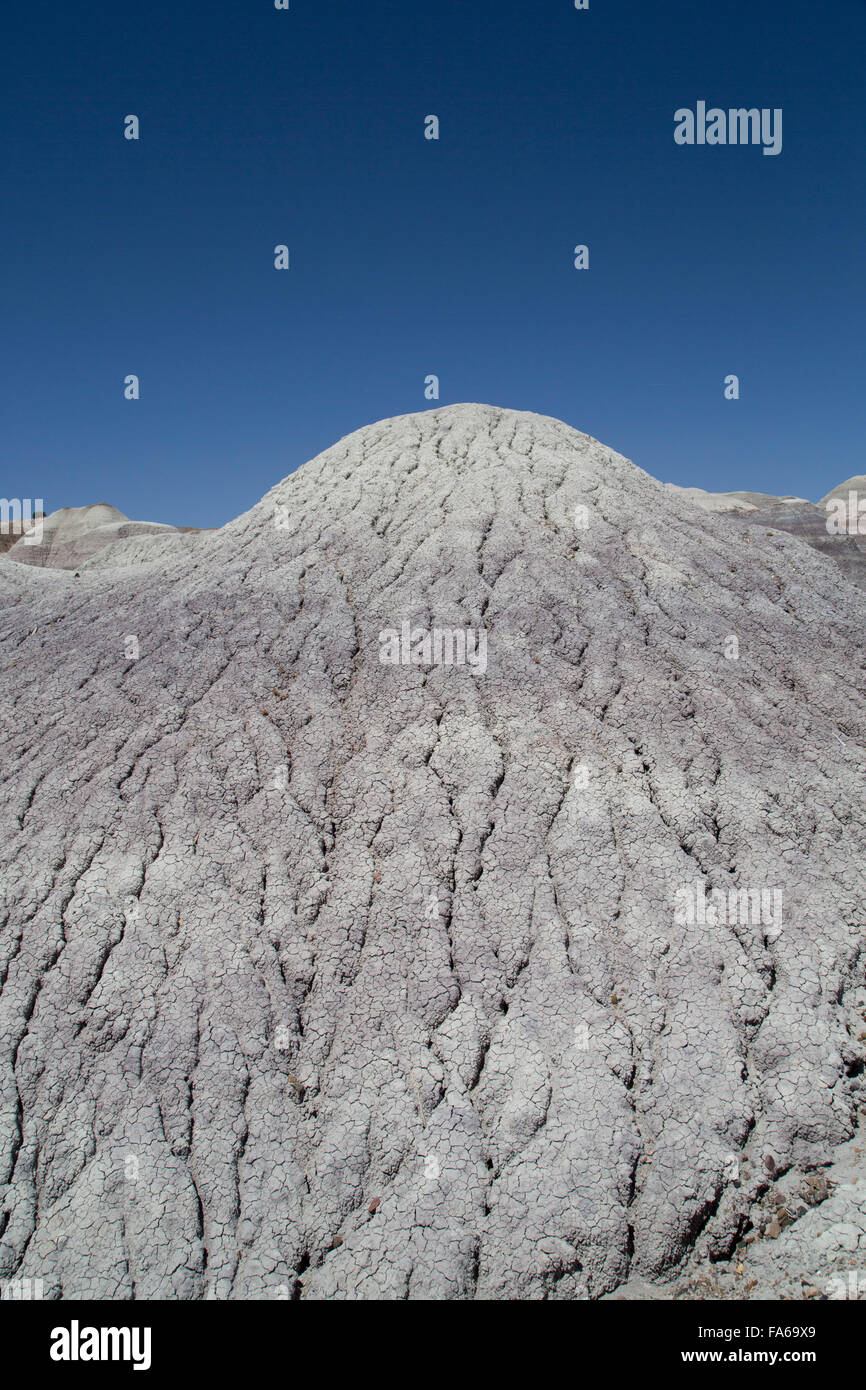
[3,0,865,528]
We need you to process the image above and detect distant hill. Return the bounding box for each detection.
[4,503,209,570]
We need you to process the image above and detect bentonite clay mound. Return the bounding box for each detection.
[0,404,864,1300]
[5,503,206,572]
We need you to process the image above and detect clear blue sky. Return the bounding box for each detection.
[3,0,864,527]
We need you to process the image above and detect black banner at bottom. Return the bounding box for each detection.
[1,1295,855,1377]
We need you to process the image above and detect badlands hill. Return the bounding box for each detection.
[664,481,866,590]
[0,404,864,1301]
[8,475,863,588]
[6,503,206,571]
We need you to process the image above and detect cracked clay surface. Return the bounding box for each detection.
[1,404,864,1299]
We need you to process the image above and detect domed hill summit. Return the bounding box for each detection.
[1,403,865,1301]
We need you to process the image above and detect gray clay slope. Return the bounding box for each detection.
[1,404,864,1299]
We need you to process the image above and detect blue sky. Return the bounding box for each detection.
[3,0,865,527]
